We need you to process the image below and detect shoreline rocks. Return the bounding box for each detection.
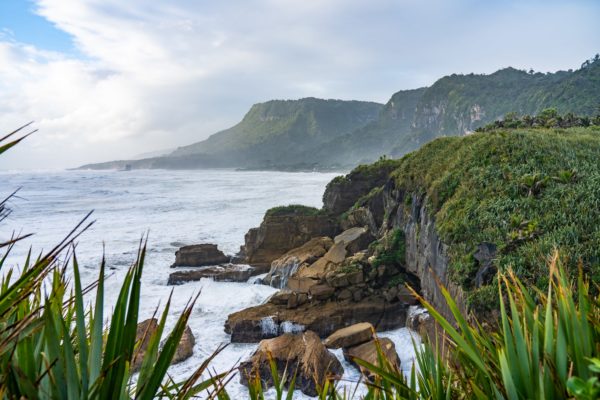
[239,331,343,397]
[168,263,260,285]
[171,244,229,267]
[343,338,401,379]
[262,236,333,288]
[241,211,338,268]
[225,297,407,343]
[323,322,374,349]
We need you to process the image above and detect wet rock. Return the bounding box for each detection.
[396,286,419,305]
[334,226,375,255]
[323,322,374,349]
[269,290,294,305]
[225,297,407,343]
[343,338,400,379]
[239,331,343,397]
[167,264,256,285]
[263,237,333,288]
[384,286,399,302]
[241,212,338,268]
[171,244,229,267]
[329,273,350,288]
[406,306,436,342]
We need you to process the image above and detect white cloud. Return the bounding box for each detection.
[0,0,598,169]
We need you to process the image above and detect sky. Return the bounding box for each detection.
[0,0,598,170]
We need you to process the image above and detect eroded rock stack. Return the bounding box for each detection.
[239,331,343,396]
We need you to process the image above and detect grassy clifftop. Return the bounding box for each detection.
[391,126,600,310]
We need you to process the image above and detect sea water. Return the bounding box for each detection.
[0,169,419,399]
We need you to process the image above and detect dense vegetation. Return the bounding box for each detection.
[476,108,600,132]
[392,125,600,311]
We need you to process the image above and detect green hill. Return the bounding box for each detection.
[169,97,382,169]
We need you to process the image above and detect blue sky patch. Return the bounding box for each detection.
[0,0,76,54]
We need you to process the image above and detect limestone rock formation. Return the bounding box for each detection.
[241,212,338,267]
[239,331,343,396]
[225,298,406,343]
[171,244,229,267]
[323,322,374,349]
[168,264,256,285]
[262,236,333,288]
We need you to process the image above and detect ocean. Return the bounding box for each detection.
[0,168,418,399]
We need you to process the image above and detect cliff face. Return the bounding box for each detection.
[384,185,466,320]
[340,179,465,322]
[398,60,600,157]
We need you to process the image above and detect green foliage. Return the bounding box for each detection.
[371,229,406,269]
[411,254,600,399]
[265,204,321,217]
[476,108,600,132]
[391,125,600,295]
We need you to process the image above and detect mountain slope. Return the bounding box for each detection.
[390,56,600,156]
[170,97,382,168]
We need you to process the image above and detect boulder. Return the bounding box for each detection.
[333,227,374,255]
[167,264,257,285]
[239,331,343,397]
[241,213,338,268]
[263,237,333,288]
[171,244,229,267]
[171,325,195,364]
[323,322,374,349]
[343,338,400,379]
[225,297,407,343]
[132,319,195,371]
